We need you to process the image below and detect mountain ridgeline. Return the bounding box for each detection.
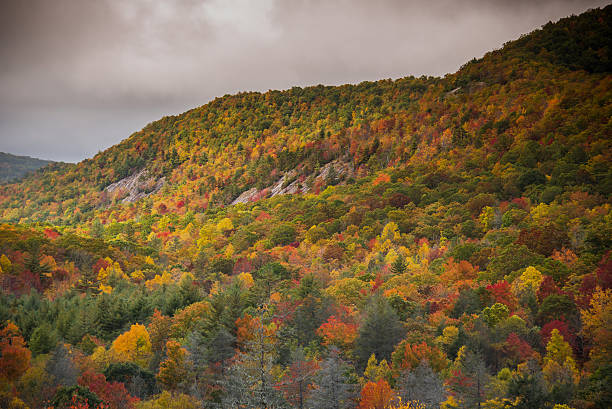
[0,152,54,183]
[0,6,611,409]
[0,6,610,225]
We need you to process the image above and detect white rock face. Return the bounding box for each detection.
[231,187,259,204]
[230,158,354,205]
[270,169,298,196]
[104,169,165,203]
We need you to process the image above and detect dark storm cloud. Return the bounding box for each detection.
[0,0,607,162]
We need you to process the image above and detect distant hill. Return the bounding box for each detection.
[0,151,53,183]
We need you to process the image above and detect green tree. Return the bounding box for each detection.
[508,359,549,409]
[355,295,405,369]
[104,362,157,399]
[29,323,57,355]
[91,219,104,239]
[482,303,510,327]
[391,254,407,275]
[51,385,102,409]
[270,223,297,247]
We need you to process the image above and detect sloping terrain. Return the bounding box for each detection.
[0,8,609,226]
[0,6,610,409]
[0,152,53,183]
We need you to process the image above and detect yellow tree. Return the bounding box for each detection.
[542,329,579,398]
[511,266,543,300]
[363,353,392,384]
[157,340,191,392]
[110,324,152,367]
[581,288,612,367]
[217,217,234,233]
[237,272,255,289]
[135,390,200,409]
[479,206,496,230]
[388,399,427,409]
[0,254,12,274]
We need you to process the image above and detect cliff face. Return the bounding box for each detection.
[104,169,165,203]
[231,158,355,205]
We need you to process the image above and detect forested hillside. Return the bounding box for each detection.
[0,6,611,409]
[0,152,53,183]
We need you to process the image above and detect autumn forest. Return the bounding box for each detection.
[0,6,611,409]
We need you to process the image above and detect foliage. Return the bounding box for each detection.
[0,7,610,408]
[0,322,31,382]
[110,324,152,368]
[581,289,612,368]
[51,385,102,409]
[156,340,191,392]
[359,378,397,409]
[392,341,448,374]
[78,370,139,409]
[134,391,200,409]
[103,362,157,399]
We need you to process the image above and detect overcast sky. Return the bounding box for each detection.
[0,0,607,163]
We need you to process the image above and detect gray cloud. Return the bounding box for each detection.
[0,0,606,162]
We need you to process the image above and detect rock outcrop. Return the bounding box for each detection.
[105,169,165,203]
[231,158,354,205]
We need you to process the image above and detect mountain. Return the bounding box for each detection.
[0,6,611,409]
[0,7,610,226]
[0,151,53,183]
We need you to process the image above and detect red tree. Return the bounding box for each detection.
[487,280,517,311]
[502,333,534,366]
[537,276,562,303]
[78,370,139,409]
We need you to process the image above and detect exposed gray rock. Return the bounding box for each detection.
[230,158,354,205]
[446,87,461,96]
[231,187,259,205]
[104,169,165,203]
[270,169,298,196]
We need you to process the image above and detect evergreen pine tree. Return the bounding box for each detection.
[91,219,104,239]
[29,322,57,355]
[355,295,405,369]
[391,254,407,275]
[448,348,491,409]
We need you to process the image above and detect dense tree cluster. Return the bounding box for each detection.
[0,6,610,409]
